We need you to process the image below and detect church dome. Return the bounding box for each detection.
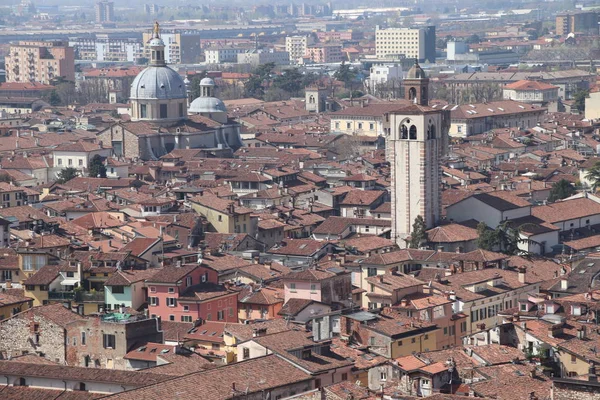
[130,66,187,100]
[189,96,227,114]
[406,60,426,80]
[200,77,215,86]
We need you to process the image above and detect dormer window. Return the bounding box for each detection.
[546,304,555,314]
[301,349,311,359]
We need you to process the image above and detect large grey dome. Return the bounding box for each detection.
[130,66,187,100]
[189,96,227,113]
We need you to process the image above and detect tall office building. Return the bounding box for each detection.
[375,26,436,63]
[95,1,114,23]
[556,11,598,35]
[4,41,75,84]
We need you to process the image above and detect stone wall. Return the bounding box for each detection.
[0,310,66,363]
[553,380,600,400]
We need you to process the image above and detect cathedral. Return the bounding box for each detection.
[97,22,242,160]
[389,61,451,247]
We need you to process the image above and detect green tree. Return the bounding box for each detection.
[477,221,496,251]
[585,161,600,192]
[273,68,303,96]
[548,179,575,202]
[408,215,428,249]
[334,61,357,86]
[574,90,589,113]
[56,167,79,184]
[88,155,107,178]
[465,34,481,44]
[48,90,61,106]
[244,62,275,99]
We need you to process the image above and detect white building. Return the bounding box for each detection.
[204,47,248,64]
[236,49,290,67]
[502,80,559,105]
[285,35,310,64]
[375,26,436,63]
[52,141,112,176]
[69,35,143,62]
[366,63,402,97]
[389,61,449,246]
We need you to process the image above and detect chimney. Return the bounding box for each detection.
[253,256,260,264]
[5,279,11,289]
[561,278,568,290]
[378,275,384,283]
[518,266,526,284]
[577,326,587,340]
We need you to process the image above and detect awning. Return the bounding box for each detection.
[60,278,80,286]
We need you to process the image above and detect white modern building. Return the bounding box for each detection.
[285,35,311,64]
[375,26,436,63]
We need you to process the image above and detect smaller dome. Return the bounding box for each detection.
[406,60,426,80]
[148,37,164,47]
[200,77,215,86]
[189,96,227,114]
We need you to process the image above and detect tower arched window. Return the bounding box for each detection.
[409,125,417,140]
[428,124,436,139]
[408,87,417,101]
[309,95,315,104]
[401,125,408,139]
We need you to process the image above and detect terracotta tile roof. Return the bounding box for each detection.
[71,211,125,230]
[504,80,558,91]
[201,254,251,273]
[268,238,332,256]
[189,194,253,215]
[105,269,159,286]
[160,321,194,342]
[18,303,85,328]
[184,321,227,343]
[224,319,290,341]
[341,236,396,253]
[465,344,525,365]
[339,189,385,206]
[146,265,197,284]
[470,363,551,400]
[104,354,311,400]
[23,265,62,286]
[312,216,390,235]
[178,282,234,302]
[250,329,352,373]
[366,272,424,292]
[120,238,160,257]
[362,249,436,266]
[124,343,175,362]
[532,197,600,224]
[453,249,508,263]
[0,360,168,387]
[278,298,322,317]
[426,222,479,243]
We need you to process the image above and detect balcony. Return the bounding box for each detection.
[75,290,105,303]
[48,291,75,300]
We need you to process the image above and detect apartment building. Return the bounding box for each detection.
[375,26,436,63]
[285,35,310,64]
[4,41,75,84]
[142,30,201,64]
[305,44,344,63]
[69,35,143,62]
[95,1,114,23]
[556,11,598,36]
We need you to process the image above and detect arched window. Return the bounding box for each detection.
[309,95,315,104]
[17,377,26,386]
[428,124,436,139]
[408,87,417,100]
[78,382,87,391]
[401,125,408,139]
[409,125,417,140]
[421,86,427,102]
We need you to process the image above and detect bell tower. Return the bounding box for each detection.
[403,59,429,106]
[388,62,449,247]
